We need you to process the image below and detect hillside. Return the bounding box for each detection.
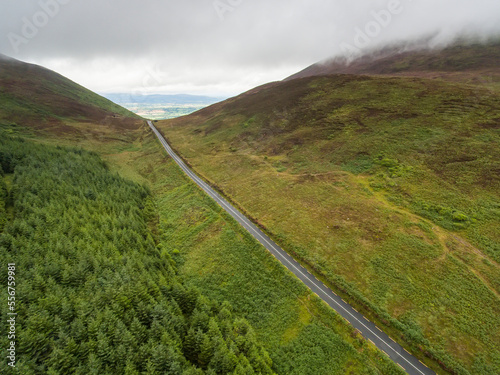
[159,69,500,374]
[0,54,140,136]
[286,40,500,88]
[0,57,404,374]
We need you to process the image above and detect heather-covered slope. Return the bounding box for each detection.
[0,54,140,135]
[159,72,500,374]
[286,40,500,89]
[0,55,404,375]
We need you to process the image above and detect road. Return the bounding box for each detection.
[147,120,436,375]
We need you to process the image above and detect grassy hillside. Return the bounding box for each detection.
[0,128,405,375]
[287,39,500,89]
[0,55,140,136]
[158,74,500,374]
[112,130,406,375]
[0,57,404,374]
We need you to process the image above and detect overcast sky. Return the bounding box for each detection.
[1,0,500,97]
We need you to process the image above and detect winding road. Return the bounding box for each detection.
[147,120,436,375]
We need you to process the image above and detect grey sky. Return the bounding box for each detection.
[1,0,499,96]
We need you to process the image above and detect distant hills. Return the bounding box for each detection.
[102,93,226,105]
[101,93,227,120]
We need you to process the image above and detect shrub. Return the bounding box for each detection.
[452,211,469,222]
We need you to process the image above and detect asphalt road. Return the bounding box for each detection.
[147,120,436,375]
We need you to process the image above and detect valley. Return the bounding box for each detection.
[117,103,211,120]
[100,94,226,120]
[147,120,435,375]
[0,40,499,375]
[157,42,500,375]
[0,54,406,375]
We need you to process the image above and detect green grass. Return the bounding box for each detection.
[2,50,497,374]
[0,134,282,374]
[102,129,406,375]
[0,120,407,373]
[159,74,500,374]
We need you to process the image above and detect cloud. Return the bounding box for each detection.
[1,0,499,96]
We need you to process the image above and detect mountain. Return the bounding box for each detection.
[0,54,140,134]
[158,45,500,375]
[102,93,226,105]
[0,53,15,61]
[0,55,405,375]
[286,39,500,85]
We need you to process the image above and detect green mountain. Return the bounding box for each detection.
[158,42,500,375]
[0,54,140,135]
[0,57,404,374]
[286,39,500,87]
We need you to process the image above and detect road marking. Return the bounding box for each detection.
[148,121,434,375]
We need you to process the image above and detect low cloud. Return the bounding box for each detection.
[1,0,499,96]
